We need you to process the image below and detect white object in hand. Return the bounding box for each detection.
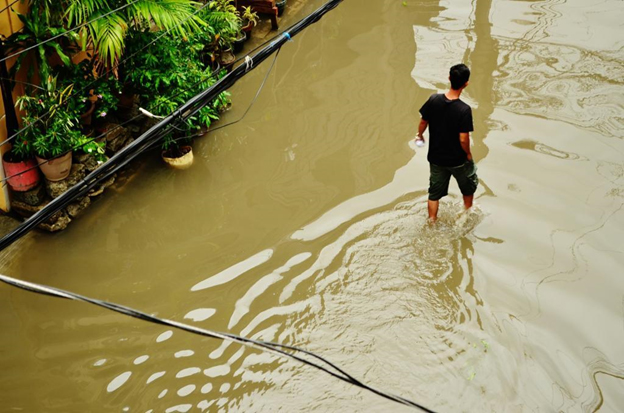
[415,138,425,147]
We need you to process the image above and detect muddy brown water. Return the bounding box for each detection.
[1,0,624,411]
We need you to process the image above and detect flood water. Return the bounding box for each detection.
[1,0,624,411]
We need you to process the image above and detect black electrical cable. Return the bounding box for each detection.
[1,0,213,148]
[0,271,435,412]
[0,0,141,64]
[0,77,44,90]
[0,0,20,15]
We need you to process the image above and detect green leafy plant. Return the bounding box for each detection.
[55,60,97,119]
[200,0,241,49]
[9,137,35,162]
[54,59,120,125]
[92,75,121,120]
[65,0,206,70]
[122,29,229,153]
[241,6,258,28]
[2,11,76,88]
[15,76,103,160]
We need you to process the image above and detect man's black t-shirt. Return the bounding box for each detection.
[419,93,473,167]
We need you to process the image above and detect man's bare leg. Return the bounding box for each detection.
[463,195,473,209]
[428,199,439,222]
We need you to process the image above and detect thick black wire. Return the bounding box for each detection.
[0,0,141,64]
[0,0,213,148]
[0,271,435,412]
[0,0,20,15]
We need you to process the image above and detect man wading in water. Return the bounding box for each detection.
[416,63,478,222]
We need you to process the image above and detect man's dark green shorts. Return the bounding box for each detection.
[428,160,478,201]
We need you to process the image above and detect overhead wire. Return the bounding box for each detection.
[0,0,21,16]
[0,271,435,412]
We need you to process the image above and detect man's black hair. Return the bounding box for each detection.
[449,64,470,90]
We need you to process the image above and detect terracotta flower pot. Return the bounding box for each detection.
[162,146,193,169]
[2,152,41,192]
[36,152,73,181]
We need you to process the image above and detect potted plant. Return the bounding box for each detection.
[2,138,41,193]
[16,77,85,181]
[200,0,241,63]
[2,11,75,90]
[241,7,259,36]
[161,133,194,169]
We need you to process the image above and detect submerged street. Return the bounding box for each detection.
[1,0,623,411]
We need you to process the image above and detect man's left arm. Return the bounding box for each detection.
[459,107,474,160]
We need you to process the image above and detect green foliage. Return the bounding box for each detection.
[2,12,76,88]
[77,135,107,161]
[200,0,241,48]
[87,10,128,70]
[54,59,120,121]
[10,137,35,162]
[5,0,238,159]
[122,29,229,150]
[16,77,87,159]
[26,0,66,25]
[66,0,204,69]
[93,76,121,119]
[241,6,258,26]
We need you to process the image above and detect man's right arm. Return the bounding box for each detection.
[459,132,472,161]
[417,119,428,139]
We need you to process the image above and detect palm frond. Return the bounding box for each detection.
[65,0,112,26]
[203,10,239,32]
[89,12,128,67]
[130,0,201,35]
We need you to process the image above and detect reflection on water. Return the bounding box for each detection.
[1,0,624,411]
[510,139,584,160]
